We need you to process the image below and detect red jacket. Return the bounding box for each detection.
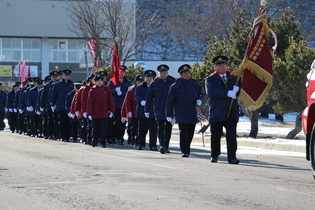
[122,85,138,122]
[81,86,92,115]
[87,85,115,119]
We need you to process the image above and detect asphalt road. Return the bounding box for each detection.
[0,130,314,210]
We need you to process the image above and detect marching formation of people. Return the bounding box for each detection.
[1,55,241,163]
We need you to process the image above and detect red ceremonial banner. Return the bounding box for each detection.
[110,44,121,87]
[232,12,275,110]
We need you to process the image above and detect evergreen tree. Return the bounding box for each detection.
[268,8,302,60]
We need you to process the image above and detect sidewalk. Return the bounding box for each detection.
[170,122,306,154]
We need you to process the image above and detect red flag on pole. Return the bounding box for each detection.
[232,2,277,110]
[20,60,26,82]
[110,44,121,87]
[88,39,99,67]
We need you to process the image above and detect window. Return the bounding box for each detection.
[0,38,41,61]
[49,39,85,62]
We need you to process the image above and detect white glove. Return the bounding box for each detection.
[115,87,121,92]
[4,108,7,112]
[145,112,149,118]
[51,105,56,112]
[196,99,202,106]
[29,106,34,112]
[117,90,122,96]
[227,90,236,99]
[75,111,79,117]
[13,108,17,113]
[36,111,41,115]
[108,111,114,118]
[40,108,44,112]
[19,109,24,114]
[9,108,13,112]
[70,113,75,119]
[233,85,240,93]
[68,112,72,118]
[88,115,92,121]
[166,117,172,122]
[121,117,126,123]
[83,112,87,118]
[128,112,132,118]
[141,100,146,106]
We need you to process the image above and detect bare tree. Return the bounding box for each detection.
[66,0,160,66]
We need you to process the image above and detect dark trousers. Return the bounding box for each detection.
[178,123,196,155]
[71,121,79,141]
[91,118,108,147]
[210,117,238,162]
[41,114,48,137]
[47,110,56,137]
[8,112,18,132]
[52,111,60,139]
[79,118,87,142]
[30,115,39,136]
[57,111,71,141]
[18,113,25,133]
[157,120,173,149]
[107,118,114,141]
[130,118,139,145]
[113,108,126,141]
[138,118,157,148]
[87,118,92,144]
[0,111,5,129]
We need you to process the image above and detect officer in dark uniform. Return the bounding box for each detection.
[27,79,44,137]
[20,78,36,135]
[6,83,19,133]
[14,80,27,134]
[206,55,241,164]
[38,75,51,139]
[166,64,204,157]
[145,64,176,154]
[107,65,132,145]
[135,70,158,150]
[50,69,74,142]
[0,82,7,131]
[40,71,58,139]
[66,81,82,143]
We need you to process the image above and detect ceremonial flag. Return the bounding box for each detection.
[20,60,26,82]
[110,44,121,87]
[13,62,21,75]
[232,0,277,110]
[88,39,99,67]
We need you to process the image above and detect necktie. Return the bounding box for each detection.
[222,76,226,82]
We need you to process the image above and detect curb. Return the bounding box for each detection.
[170,133,306,154]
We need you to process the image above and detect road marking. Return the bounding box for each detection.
[129,160,189,172]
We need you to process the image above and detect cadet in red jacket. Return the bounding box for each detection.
[87,74,115,148]
[121,74,144,145]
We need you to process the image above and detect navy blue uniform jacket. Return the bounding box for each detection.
[40,82,53,111]
[50,79,74,112]
[206,70,241,122]
[108,76,132,109]
[145,75,176,120]
[27,86,41,115]
[0,90,7,112]
[135,82,155,119]
[6,89,16,109]
[166,78,204,124]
